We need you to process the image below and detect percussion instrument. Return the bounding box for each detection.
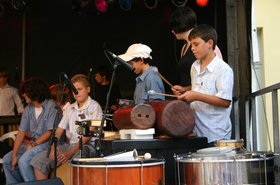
[215,139,244,150]
[175,147,278,185]
[113,103,156,130]
[56,162,72,185]
[148,100,195,137]
[71,158,165,185]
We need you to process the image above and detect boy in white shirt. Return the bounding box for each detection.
[177,25,234,145]
[30,74,103,180]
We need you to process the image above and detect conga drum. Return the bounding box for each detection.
[175,147,278,185]
[113,103,156,130]
[71,158,165,185]
[148,100,195,137]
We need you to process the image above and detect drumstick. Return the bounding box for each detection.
[157,72,173,88]
[151,66,173,88]
[148,90,178,98]
[133,149,152,160]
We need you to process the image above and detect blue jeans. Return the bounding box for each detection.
[3,143,47,184]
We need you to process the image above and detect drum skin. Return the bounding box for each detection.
[113,104,156,130]
[148,100,195,137]
[71,159,165,185]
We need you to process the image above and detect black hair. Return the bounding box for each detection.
[129,57,152,64]
[170,6,197,33]
[0,68,8,77]
[94,66,111,81]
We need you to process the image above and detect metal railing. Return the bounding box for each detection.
[245,82,280,153]
[245,82,280,184]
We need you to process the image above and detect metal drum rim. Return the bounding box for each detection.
[71,161,165,168]
[71,158,165,166]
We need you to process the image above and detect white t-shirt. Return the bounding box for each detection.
[0,84,24,116]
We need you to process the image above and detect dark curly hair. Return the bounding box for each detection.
[20,77,51,103]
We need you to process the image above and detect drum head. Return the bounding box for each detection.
[193,147,236,158]
[71,157,165,167]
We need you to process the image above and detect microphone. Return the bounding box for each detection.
[105,50,135,72]
[63,73,78,95]
[88,67,93,80]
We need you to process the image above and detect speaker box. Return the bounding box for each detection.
[13,178,64,185]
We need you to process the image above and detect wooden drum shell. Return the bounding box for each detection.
[71,159,165,185]
[148,100,195,137]
[113,104,156,130]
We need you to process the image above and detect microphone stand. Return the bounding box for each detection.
[95,61,119,157]
[88,68,96,100]
[48,83,66,177]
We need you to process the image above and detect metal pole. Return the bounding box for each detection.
[21,13,26,80]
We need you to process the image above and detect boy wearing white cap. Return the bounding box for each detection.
[118,43,165,104]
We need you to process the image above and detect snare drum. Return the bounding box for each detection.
[175,147,278,185]
[71,158,165,185]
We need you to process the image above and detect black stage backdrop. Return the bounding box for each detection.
[0,0,226,98]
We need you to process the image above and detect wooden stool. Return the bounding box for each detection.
[56,162,72,185]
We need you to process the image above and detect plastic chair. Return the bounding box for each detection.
[0,131,18,163]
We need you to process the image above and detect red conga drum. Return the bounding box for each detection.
[113,104,156,130]
[148,100,195,137]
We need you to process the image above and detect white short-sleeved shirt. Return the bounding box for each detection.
[58,96,103,144]
[0,84,24,116]
[190,56,234,143]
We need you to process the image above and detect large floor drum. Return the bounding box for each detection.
[175,147,278,185]
[71,158,165,185]
[148,100,195,137]
[113,104,156,130]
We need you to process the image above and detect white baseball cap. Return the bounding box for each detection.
[118,43,152,62]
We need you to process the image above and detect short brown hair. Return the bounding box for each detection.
[49,83,71,104]
[189,24,217,50]
[71,74,90,87]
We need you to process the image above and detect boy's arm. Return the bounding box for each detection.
[178,91,231,108]
[26,130,52,151]
[56,136,91,164]
[11,130,25,171]
[49,127,66,160]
